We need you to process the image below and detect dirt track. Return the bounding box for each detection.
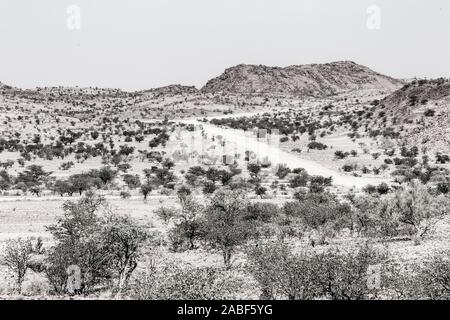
[181,112,389,189]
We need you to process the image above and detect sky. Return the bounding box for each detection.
[0,0,449,90]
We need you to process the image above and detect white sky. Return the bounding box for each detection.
[0,0,449,90]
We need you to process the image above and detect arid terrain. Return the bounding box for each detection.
[1,61,450,300]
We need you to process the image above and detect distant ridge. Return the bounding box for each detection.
[1,61,404,98]
[202,61,404,97]
[143,84,200,96]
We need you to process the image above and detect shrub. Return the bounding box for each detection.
[155,206,178,223]
[289,171,309,188]
[334,150,349,159]
[309,175,333,193]
[131,263,242,300]
[247,241,321,299]
[387,251,450,299]
[275,164,291,179]
[101,213,149,293]
[316,243,387,300]
[247,241,386,300]
[140,183,153,200]
[387,180,449,244]
[376,183,390,195]
[424,109,435,117]
[342,164,356,172]
[285,192,352,245]
[244,202,279,223]
[202,181,217,194]
[123,174,141,189]
[203,189,257,269]
[120,191,131,199]
[308,141,328,150]
[169,196,205,251]
[436,153,450,164]
[1,238,33,293]
[247,163,262,176]
[45,192,148,294]
[254,184,267,198]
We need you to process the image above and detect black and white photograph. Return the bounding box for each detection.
[0,0,450,310]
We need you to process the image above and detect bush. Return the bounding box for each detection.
[45,192,148,294]
[424,109,435,117]
[203,189,257,269]
[140,183,153,200]
[387,180,449,244]
[202,181,217,194]
[376,183,390,195]
[317,243,387,300]
[247,241,386,300]
[342,164,356,172]
[285,192,352,245]
[254,184,267,198]
[123,174,141,189]
[131,263,242,300]
[308,141,328,150]
[244,202,280,223]
[155,206,178,223]
[356,181,450,241]
[334,150,349,159]
[1,238,33,293]
[247,163,261,176]
[168,196,205,251]
[275,164,291,179]
[120,191,131,199]
[387,251,450,299]
[436,153,450,164]
[247,241,321,299]
[309,175,333,193]
[289,171,309,188]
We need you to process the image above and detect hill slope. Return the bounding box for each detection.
[380,78,450,152]
[202,61,403,97]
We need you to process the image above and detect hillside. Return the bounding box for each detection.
[202,61,404,97]
[380,78,450,152]
[142,84,200,97]
[0,81,13,91]
[381,78,450,113]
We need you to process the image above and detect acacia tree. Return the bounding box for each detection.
[45,192,148,294]
[1,238,33,293]
[169,196,205,250]
[102,213,148,294]
[285,192,352,245]
[0,170,12,191]
[203,189,256,269]
[140,183,152,200]
[45,192,108,293]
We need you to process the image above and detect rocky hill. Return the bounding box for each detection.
[381,78,450,114]
[202,61,404,97]
[380,78,450,152]
[0,81,12,90]
[141,84,200,98]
